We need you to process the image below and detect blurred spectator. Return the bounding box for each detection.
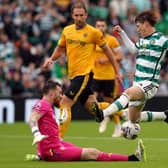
[19,10,40,45]
[109,0,128,19]
[0,33,15,63]
[0,59,6,96]
[52,56,68,84]
[46,23,61,56]
[3,13,18,41]
[121,51,135,89]
[94,0,109,20]
[88,0,109,25]
[54,0,71,26]
[160,51,168,79]
[155,8,168,35]
[159,0,168,16]
[35,1,66,46]
[122,5,139,42]
[128,0,151,13]
[16,32,44,67]
[106,4,123,31]
[6,71,25,97]
[16,33,33,66]
[157,81,168,96]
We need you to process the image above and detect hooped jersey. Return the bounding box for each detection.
[134,32,168,87]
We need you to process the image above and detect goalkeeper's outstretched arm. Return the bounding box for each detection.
[29,111,48,145]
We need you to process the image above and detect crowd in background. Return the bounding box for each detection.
[0,0,168,97]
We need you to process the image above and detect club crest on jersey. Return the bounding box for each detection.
[141,43,147,48]
[35,102,41,110]
[150,39,155,45]
[69,90,75,96]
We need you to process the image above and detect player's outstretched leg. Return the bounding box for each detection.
[164,109,168,123]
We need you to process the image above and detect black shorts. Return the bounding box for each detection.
[92,79,115,98]
[65,72,94,104]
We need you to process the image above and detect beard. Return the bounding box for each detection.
[75,21,86,29]
[53,98,60,108]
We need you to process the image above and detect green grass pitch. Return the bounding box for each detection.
[0,120,168,168]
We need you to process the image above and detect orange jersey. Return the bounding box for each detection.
[93,34,120,80]
[58,24,106,79]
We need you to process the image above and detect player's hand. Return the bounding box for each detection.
[43,58,54,69]
[32,134,48,146]
[112,25,123,33]
[59,109,68,125]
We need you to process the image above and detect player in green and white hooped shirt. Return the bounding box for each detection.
[103,10,168,124]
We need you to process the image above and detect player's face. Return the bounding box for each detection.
[96,21,107,34]
[72,8,87,29]
[136,22,147,38]
[53,86,63,107]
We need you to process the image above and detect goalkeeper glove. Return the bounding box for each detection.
[31,126,48,145]
[32,133,48,145]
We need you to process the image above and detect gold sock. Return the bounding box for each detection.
[98,102,110,110]
[59,106,71,139]
[98,102,124,125]
[112,110,123,124]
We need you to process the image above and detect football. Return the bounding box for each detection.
[121,121,141,140]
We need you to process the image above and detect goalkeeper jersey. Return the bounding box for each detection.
[32,99,61,154]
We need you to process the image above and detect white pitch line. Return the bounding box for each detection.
[0,135,168,141]
[66,136,168,142]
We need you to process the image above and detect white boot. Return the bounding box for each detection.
[98,116,110,133]
[112,124,122,137]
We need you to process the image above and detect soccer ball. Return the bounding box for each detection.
[121,121,141,140]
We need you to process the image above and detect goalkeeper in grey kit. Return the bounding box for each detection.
[102,10,168,136]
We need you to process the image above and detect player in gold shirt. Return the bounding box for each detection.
[43,1,120,138]
[92,19,123,137]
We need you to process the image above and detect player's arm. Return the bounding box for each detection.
[29,111,48,145]
[113,46,123,63]
[50,45,66,61]
[97,45,123,66]
[112,25,137,54]
[101,44,121,77]
[43,46,65,69]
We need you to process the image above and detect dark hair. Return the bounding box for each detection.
[135,10,157,26]
[42,80,61,95]
[71,1,87,13]
[96,18,106,23]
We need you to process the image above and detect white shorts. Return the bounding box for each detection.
[133,81,158,100]
[129,81,158,107]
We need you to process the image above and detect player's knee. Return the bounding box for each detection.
[82,148,100,160]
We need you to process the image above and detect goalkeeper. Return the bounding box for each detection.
[26,79,146,162]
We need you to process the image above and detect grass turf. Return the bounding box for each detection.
[0,120,168,168]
